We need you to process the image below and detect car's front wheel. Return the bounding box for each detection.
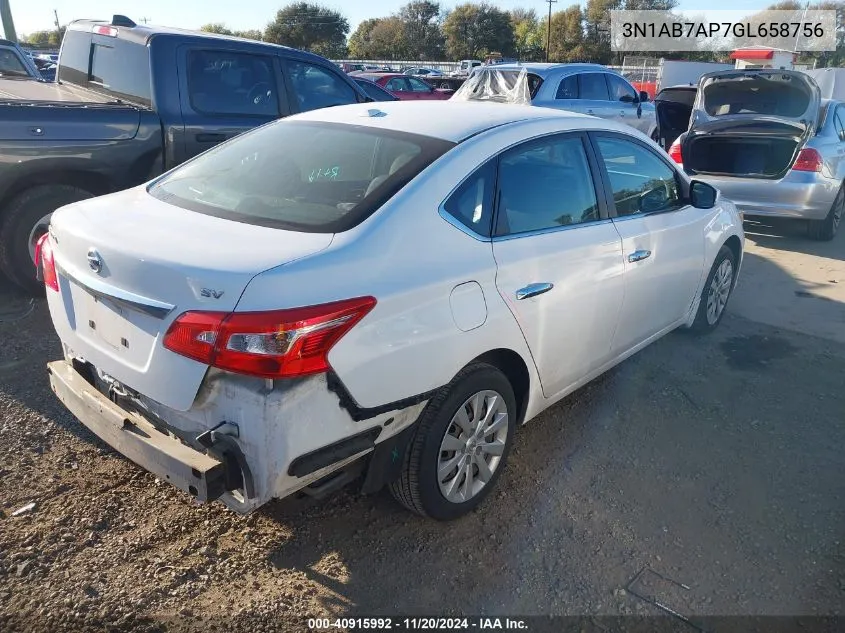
[390,363,516,520]
[690,245,736,333]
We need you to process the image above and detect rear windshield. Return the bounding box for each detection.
[701,75,810,118]
[148,121,454,233]
[59,29,152,107]
[474,70,543,98]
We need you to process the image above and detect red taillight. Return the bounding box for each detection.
[34,233,59,292]
[792,148,823,172]
[668,139,683,165]
[163,296,377,379]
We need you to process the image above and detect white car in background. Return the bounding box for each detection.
[39,102,744,520]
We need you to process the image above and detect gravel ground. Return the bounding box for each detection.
[1,222,844,632]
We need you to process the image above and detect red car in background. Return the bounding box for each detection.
[354,73,452,100]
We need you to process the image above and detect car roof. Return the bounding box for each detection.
[482,63,610,77]
[66,18,333,66]
[287,101,593,142]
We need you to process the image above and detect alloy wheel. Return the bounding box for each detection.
[437,390,508,504]
[706,258,733,325]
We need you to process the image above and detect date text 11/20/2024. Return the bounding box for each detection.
[307,617,529,630]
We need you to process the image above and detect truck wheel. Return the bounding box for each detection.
[807,186,843,241]
[389,363,516,520]
[0,185,93,294]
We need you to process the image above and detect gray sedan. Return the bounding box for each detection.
[466,63,657,138]
[674,69,843,241]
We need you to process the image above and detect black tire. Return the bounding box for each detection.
[0,185,93,294]
[690,245,737,333]
[389,363,516,520]
[807,186,843,241]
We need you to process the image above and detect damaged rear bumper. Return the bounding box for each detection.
[47,360,232,502]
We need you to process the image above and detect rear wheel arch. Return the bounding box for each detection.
[723,235,742,281]
[0,170,112,211]
[468,348,531,425]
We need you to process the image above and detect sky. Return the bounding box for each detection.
[8,0,773,37]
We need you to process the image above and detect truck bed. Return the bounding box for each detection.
[0,78,113,103]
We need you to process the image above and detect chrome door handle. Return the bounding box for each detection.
[516,283,554,300]
[628,250,652,263]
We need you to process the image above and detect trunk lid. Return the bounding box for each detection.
[690,69,820,138]
[47,186,333,411]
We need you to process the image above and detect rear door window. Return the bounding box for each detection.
[287,61,357,113]
[188,50,279,117]
[578,73,610,101]
[408,77,432,93]
[495,135,600,236]
[556,75,578,99]
[442,160,496,237]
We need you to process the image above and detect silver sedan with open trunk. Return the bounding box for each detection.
[670,69,844,241]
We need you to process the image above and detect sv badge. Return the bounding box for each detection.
[200,288,224,299]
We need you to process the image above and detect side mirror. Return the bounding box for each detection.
[639,90,650,103]
[690,180,718,209]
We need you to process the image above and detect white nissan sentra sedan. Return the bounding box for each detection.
[38,102,744,521]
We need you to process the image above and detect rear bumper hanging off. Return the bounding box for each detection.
[47,360,231,502]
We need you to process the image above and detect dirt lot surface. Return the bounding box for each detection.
[1,218,844,632]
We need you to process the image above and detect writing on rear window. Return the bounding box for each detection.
[309,166,341,182]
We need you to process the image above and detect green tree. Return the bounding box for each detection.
[510,8,544,61]
[583,0,622,62]
[264,3,349,57]
[23,30,54,46]
[234,29,264,40]
[200,23,234,35]
[443,3,515,60]
[548,6,586,62]
[348,17,410,59]
[399,1,445,59]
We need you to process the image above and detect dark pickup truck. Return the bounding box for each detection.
[0,16,370,292]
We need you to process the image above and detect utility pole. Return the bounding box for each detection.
[53,9,60,31]
[545,0,557,63]
[140,17,151,24]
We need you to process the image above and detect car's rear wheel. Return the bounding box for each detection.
[0,185,93,294]
[690,245,736,333]
[808,185,843,241]
[389,363,516,520]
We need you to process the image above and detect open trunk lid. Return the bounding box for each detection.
[690,69,820,137]
[47,187,333,411]
[683,70,820,179]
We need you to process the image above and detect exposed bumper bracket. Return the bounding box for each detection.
[48,360,229,502]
